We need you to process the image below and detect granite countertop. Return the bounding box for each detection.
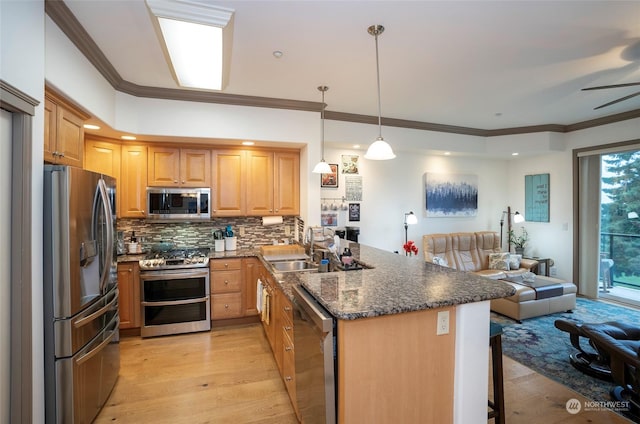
[117,242,515,322]
[290,243,516,320]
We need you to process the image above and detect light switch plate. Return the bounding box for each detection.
[437,310,449,335]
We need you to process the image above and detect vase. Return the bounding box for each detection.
[515,247,524,255]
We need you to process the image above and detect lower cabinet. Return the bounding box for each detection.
[116,262,140,329]
[211,258,244,320]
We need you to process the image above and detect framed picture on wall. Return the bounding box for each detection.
[349,203,360,221]
[525,173,550,222]
[425,173,478,217]
[321,164,339,188]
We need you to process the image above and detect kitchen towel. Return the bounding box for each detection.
[262,216,283,226]
[256,279,263,312]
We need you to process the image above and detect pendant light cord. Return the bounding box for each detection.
[374,32,383,138]
[318,86,328,161]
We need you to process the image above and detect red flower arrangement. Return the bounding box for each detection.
[403,240,419,256]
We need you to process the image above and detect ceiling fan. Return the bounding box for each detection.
[582,81,640,110]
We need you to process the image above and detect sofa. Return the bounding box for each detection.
[423,231,577,321]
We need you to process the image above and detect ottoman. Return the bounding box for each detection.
[491,275,577,322]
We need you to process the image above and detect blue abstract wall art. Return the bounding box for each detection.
[425,173,478,217]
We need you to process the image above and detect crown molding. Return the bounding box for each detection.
[46,0,640,137]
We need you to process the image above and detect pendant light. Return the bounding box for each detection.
[364,24,396,160]
[312,85,333,174]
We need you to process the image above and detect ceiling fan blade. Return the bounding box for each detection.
[594,90,640,110]
[582,81,640,91]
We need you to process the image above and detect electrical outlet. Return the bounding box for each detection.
[239,226,245,237]
[284,225,291,236]
[437,310,449,335]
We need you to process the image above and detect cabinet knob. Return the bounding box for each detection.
[224,263,229,268]
[284,306,291,312]
[182,180,185,184]
[224,280,229,285]
[275,209,279,212]
[128,269,132,273]
[224,304,229,309]
[285,346,292,351]
[173,180,178,183]
[59,152,65,157]
[285,326,292,331]
[285,376,292,381]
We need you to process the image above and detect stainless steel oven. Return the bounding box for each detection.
[139,248,211,338]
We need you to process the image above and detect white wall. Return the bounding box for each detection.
[320,147,510,254]
[1,1,45,422]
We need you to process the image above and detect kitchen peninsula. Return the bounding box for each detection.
[281,242,515,424]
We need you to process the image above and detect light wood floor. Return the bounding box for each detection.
[97,323,633,424]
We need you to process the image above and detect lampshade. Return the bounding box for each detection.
[312,86,332,174]
[405,211,418,225]
[364,24,395,161]
[513,212,525,223]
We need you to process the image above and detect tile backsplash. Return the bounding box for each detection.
[117,216,304,250]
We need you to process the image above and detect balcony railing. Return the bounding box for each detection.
[600,232,640,290]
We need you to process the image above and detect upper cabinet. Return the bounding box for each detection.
[148,147,210,187]
[212,149,246,217]
[44,89,88,167]
[84,138,121,179]
[120,145,148,218]
[246,150,299,216]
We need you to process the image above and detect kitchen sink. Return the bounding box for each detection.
[269,260,319,273]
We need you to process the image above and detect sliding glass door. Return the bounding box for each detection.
[599,151,640,306]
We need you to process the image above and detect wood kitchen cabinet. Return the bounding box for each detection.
[211,149,246,216]
[44,89,88,167]
[243,257,260,317]
[246,150,299,216]
[120,145,148,218]
[279,295,298,417]
[117,262,141,329]
[84,138,121,179]
[210,259,244,320]
[148,147,211,187]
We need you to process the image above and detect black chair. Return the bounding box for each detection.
[582,322,640,418]
[554,319,619,380]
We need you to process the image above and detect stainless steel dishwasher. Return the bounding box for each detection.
[292,285,336,424]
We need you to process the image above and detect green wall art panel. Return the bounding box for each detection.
[525,173,550,222]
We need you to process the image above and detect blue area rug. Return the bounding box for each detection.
[491,297,640,419]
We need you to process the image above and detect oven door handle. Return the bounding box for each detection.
[141,296,209,307]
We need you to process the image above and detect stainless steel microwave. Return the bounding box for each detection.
[146,188,211,220]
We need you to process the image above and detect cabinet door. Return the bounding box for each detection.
[212,149,245,216]
[120,145,148,218]
[117,262,140,329]
[180,148,211,187]
[274,151,300,215]
[243,258,260,316]
[246,150,274,216]
[43,98,56,163]
[85,139,121,179]
[56,106,84,167]
[147,147,180,186]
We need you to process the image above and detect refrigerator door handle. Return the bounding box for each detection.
[73,288,118,329]
[95,178,114,294]
[75,316,119,366]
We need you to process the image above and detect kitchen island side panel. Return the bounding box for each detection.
[337,306,455,423]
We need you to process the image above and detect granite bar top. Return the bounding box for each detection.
[293,243,516,320]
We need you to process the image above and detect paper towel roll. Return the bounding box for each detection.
[262,216,283,226]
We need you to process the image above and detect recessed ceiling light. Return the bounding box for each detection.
[512,152,519,156]
[444,152,451,156]
[121,135,137,140]
[83,124,101,130]
[242,141,255,146]
[353,145,360,149]
[273,50,283,59]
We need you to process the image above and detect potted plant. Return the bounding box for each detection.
[508,227,529,255]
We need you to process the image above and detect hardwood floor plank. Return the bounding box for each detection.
[97,323,633,423]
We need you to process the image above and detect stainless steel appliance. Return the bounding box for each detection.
[139,248,211,338]
[43,165,119,424]
[146,187,210,220]
[292,285,336,423]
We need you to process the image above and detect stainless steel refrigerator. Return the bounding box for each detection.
[43,165,120,424]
